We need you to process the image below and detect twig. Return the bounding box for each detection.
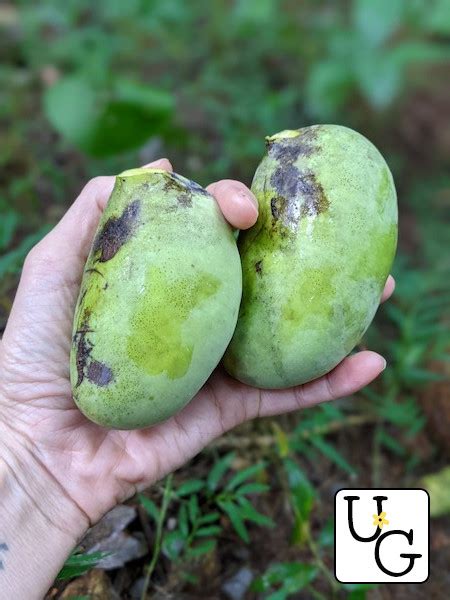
[140,474,173,600]
[372,424,383,487]
[307,533,339,595]
[210,414,380,451]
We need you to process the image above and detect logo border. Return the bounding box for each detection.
[334,487,430,585]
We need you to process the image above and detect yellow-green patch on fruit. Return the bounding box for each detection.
[224,124,397,388]
[70,168,242,429]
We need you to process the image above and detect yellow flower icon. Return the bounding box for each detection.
[373,511,389,529]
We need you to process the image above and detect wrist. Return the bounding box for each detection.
[0,422,88,599]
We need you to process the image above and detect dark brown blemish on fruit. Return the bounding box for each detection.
[269,131,329,229]
[298,172,330,217]
[271,164,301,200]
[87,360,114,386]
[266,127,320,162]
[255,260,263,275]
[178,192,192,207]
[73,308,113,388]
[85,267,105,278]
[93,199,141,263]
[168,172,210,198]
[74,336,92,388]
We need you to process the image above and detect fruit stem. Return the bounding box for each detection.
[118,167,169,177]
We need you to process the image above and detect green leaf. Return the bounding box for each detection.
[236,496,275,528]
[236,482,269,495]
[188,539,216,558]
[198,512,221,525]
[113,78,175,113]
[195,525,222,537]
[310,436,357,476]
[44,76,175,157]
[272,422,290,457]
[176,479,205,497]
[0,210,19,250]
[377,429,407,457]
[318,517,334,548]
[421,466,450,517]
[188,494,199,524]
[57,551,109,581]
[207,452,235,492]
[252,562,318,597]
[283,459,315,544]
[0,225,52,277]
[43,77,98,151]
[225,462,266,491]
[162,530,185,560]
[284,458,315,521]
[424,0,450,34]
[219,500,249,543]
[343,582,377,599]
[306,59,354,118]
[353,0,405,46]
[178,503,189,537]
[139,495,160,523]
[354,49,402,109]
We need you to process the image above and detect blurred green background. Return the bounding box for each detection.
[1,1,450,598]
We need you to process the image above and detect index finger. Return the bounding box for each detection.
[207,180,258,230]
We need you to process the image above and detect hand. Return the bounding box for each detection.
[0,159,394,588]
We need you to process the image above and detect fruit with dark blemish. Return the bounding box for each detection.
[224,125,398,388]
[70,168,241,429]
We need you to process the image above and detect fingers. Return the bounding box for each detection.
[381,275,395,303]
[141,158,173,171]
[256,351,386,418]
[206,180,258,229]
[136,351,386,482]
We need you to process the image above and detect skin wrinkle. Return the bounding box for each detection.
[1,422,90,534]
[206,380,227,435]
[293,385,307,410]
[324,371,336,401]
[173,412,190,439]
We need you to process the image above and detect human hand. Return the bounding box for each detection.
[0,159,394,596]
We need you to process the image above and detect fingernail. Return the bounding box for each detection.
[233,186,258,211]
[380,357,387,371]
[141,158,170,169]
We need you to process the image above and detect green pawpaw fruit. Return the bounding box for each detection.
[224,125,397,388]
[70,168,241,429]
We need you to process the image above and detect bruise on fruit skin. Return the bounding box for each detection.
[167,172,210,197]
[255,260,263,275]
[74,308,113,388]
[87,360,114,386]
[270,164,329,230]
[74,330,93,388]
[266,127,320,161]
[177,192,192,207]
[85,267,105,278]
[267,126,328,228]
[298,172,330,217]
[271,164,300,202]
[93,199,141,263]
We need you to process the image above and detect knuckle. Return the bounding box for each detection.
[24,242,45,267]
[23,240,56,276]
[83,176,107,193]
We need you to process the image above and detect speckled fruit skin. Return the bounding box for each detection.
[223,125,398,389]
[70,168,242,429]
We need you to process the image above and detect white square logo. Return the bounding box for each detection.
[335,489,429,583]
